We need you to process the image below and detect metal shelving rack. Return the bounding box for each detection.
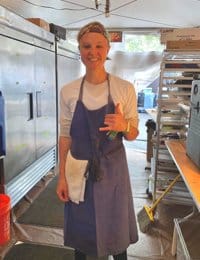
[151,50,200,204]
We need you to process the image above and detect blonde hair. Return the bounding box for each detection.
[77,21,110,44]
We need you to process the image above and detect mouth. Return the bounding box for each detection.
[88,57,99,62]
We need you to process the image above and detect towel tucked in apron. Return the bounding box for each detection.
[64,75,138,257]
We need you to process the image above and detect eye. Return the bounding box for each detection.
[96,45,103,48]
[82,44,91,49]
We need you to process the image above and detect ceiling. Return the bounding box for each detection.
[0,0,200,32]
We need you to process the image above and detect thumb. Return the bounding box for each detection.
[115,103,123,114]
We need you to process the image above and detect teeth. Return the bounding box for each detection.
[89,58,98,61]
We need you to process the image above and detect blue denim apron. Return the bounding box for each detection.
[64,75,138,257]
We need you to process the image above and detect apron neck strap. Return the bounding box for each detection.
[78,74,112,103]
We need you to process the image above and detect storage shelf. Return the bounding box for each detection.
[151,50,198,203]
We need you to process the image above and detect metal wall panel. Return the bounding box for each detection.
[56,42,82,138]
[57,42,82,107]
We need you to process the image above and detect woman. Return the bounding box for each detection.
[56,21,139,260]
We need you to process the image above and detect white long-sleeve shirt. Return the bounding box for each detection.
[60,74,139,137]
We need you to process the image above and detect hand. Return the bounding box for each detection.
[99,103,127,132]
[56,176,69,202]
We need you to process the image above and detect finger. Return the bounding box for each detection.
[61,194,69,202]
[57,190,69,202]
[99,126,110,132]
[115,103,123,114]
[62,190,70,202]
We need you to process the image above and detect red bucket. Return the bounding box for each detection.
[0,194,11,245]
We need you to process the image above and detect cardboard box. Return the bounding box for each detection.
[26,18,50,31]
[166,40,200,50]
[160,28,200,44]
[109,31,122,42]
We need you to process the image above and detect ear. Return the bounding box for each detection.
[106,45,111,58]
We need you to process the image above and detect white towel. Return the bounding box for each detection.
[65,150,88,204]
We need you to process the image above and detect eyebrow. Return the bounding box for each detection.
[81,40,106,45]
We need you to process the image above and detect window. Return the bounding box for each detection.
[124,33,164,52]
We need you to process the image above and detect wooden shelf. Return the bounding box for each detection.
[165,140,200,211]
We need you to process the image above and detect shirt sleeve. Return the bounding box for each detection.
[123,82,139,129]
[59,87,72,137]
[110,75,139,129]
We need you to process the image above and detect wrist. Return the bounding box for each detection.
[123,120,130,134]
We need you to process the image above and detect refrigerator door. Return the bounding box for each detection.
[34,47,56,158]
[0,35,36,183]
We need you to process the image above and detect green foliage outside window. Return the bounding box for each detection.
[125,34,164,52]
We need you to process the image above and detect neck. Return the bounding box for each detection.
[85,69,108,84]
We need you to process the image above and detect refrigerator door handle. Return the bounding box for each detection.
[36,91,42,117]
[27,92,34,121]
[0,91,6,157]
[0,91,6,158]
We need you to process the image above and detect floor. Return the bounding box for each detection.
[124,112,193,260]
[0,112,195,260]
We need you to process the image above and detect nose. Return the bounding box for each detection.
[88,46,98,55]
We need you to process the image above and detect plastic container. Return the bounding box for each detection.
[137,88,156,112]
[0,194,11,245]
[143,92,155,109]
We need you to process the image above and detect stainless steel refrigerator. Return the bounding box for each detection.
[0,6,57,207]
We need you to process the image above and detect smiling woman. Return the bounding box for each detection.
[79,33,110,75]
[56,21,139,260]
[77,22,111,76]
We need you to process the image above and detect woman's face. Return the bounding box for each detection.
[79,32,110,71]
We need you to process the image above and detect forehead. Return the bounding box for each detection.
[79,32,109,45]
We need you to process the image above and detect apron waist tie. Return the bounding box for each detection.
[88,157,104,182]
